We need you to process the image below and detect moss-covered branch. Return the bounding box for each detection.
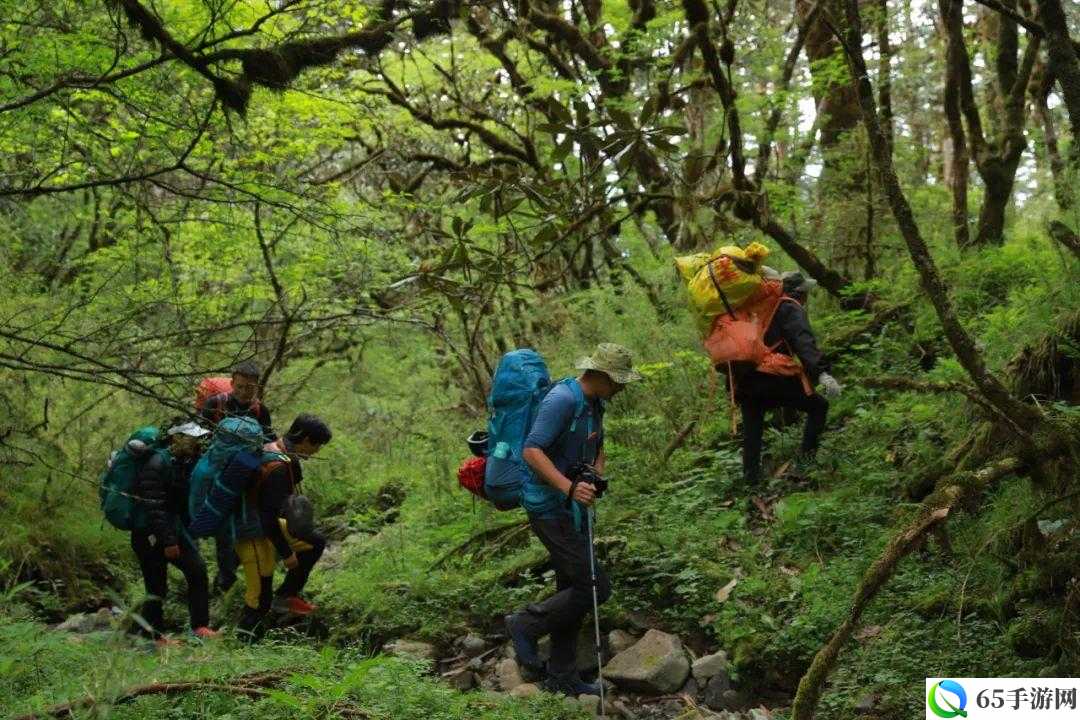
[111,0,458,114]
[791,456,1025,720]
[14,670,290,720]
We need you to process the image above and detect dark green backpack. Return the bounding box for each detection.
[99,426,164,530]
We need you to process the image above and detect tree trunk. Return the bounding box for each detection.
[798,0,862,159]
[973,160,1020,247]
[797,0,867,272]
[836,0,1045,432]
[1047,221,1080,261]
[942,0,1038,247]
[875,0,894,152]
[1034,0,1080,145]
[1030,62,1073,211]
[939,0,972,246]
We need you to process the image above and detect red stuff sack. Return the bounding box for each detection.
[457,456,487,499]
[195,377,233,410]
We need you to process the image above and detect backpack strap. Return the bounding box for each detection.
[760,295,814,395]
[258,454,294,492]
[762,294,798,351]
[562,377,587,433]
[706,258,738,320]
[561,378,602,465]
[242,451,292,518]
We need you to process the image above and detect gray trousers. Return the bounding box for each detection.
[516,514,611,674]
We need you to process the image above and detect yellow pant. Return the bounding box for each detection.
[235,519,313,609]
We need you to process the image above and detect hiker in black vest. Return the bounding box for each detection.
[221,414,331,640]
[505,343,642,697]
[734,272,842,486]
[199,361,274,595]
[130,422,220,645]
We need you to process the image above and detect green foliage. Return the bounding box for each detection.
[0,619,583,719]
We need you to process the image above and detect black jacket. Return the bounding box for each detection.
[133,451,182,546]
[224,448,302,559]
[764,300,828,383]
[200,393,274,438]
[258,458,302,559]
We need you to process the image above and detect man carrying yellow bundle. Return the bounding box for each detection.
[731,272,841,487]
[676,244,842,488]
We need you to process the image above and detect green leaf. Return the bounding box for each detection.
[607,108,635,131]
[536,123,570,135]
[548,99,573,125]
[639,95,658,125]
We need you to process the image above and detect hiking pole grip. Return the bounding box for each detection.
[565,478,582,509]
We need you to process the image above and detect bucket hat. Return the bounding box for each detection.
[574,343,643,385]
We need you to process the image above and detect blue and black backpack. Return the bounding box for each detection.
[482,349,585,510]
[187,417,266,538]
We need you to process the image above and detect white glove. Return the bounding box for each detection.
[819,373,843,398]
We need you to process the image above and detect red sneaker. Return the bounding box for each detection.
[155,635,182,649]
[272,596,317,615]
[192,626,221,640]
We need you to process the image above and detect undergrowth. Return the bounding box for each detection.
[0,228,1077,718]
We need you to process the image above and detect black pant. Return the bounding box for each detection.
[276,532,326,598]
[736,372,829,479]
[130,530,209,636]
[517,514,611,674]
[238,576,274,638]
[214,529,238,593]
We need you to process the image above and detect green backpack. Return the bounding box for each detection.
[99,426,164,530]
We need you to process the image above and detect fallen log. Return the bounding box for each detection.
[14,670,290,720]
[429,520,529,570]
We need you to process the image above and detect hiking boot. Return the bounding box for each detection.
[504,613,543,680]
[272,596,317,615]
[192,626,221,640]
[543,670,601,697]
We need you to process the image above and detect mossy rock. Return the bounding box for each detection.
[731,634,767,673]
[912,587,953,619]
[375,479,407,516]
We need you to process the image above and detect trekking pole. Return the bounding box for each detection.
[586,507,606,719]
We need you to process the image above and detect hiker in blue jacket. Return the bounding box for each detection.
[199,360,274,595]
[505,343,642,697]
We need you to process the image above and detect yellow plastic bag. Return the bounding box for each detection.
[674,253,711,282]
[676,242,770,328]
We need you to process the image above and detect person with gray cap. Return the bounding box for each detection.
[129,421,220,644]
[505,343,642,697]
[733,271,842,486]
